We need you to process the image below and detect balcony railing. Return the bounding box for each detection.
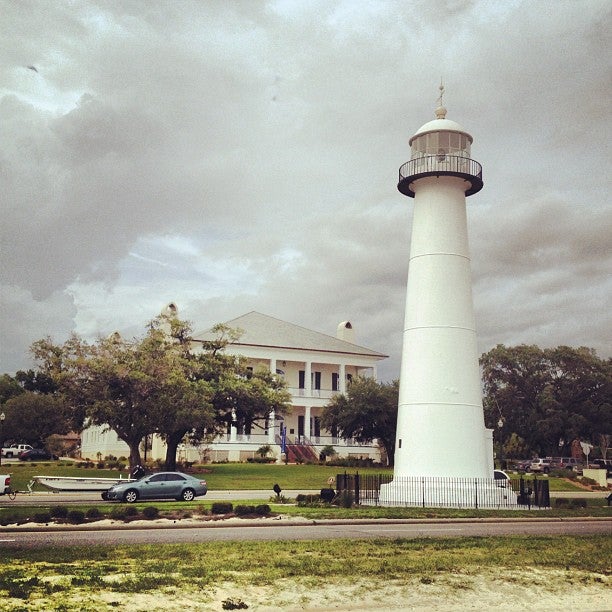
[398,154,483,197]
[288,387,341,400]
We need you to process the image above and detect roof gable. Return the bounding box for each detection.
[195,311,386,359]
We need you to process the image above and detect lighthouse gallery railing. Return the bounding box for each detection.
[398,154,483,197]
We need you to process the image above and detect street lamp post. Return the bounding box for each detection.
[497,418,504,470]
[0,412,5,467]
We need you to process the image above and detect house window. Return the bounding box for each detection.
[299,370,305,389]
[312,371,321,390]
[332,373,339,391]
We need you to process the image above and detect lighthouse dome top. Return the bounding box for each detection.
[409,116,473,146]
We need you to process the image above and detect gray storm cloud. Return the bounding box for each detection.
[1,0,610,379]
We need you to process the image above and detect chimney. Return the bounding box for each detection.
[337,321,355,344]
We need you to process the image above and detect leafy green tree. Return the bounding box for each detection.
[211,365,291,440]
[256,445,272,458]
[321,377,398,466]
[481,344,611,458]
[319,444,338,462]
[0,373,24,405]
[503,432,529,459]
[144,316,217,471]
[1,392,71,448]
[153,318,290,470]
[29,316,291,471]
[32,330,168,469]
[15,369,57,394]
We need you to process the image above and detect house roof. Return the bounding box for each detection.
[194,311,387,359]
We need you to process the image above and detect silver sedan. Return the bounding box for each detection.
[103,471,207,503]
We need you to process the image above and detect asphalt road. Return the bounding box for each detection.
[1,518,610,549]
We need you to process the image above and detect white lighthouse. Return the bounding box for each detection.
[380,89,510,507]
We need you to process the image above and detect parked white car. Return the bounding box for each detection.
[530,458,552,473]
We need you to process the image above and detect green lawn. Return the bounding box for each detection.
[0,536,610,610]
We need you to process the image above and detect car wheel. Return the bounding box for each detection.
[180,488,195,502]
[123,489,139,503]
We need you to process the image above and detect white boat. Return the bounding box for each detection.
[31,475,135,492]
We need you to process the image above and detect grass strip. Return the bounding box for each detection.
[0,536,609,610]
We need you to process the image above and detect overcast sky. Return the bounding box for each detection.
[1,0,610,381]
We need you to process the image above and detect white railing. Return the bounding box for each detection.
[287,387,341,399]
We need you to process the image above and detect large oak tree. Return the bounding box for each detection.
[481,344,611,459]
[31,315,290,470]
[321,377,398,466]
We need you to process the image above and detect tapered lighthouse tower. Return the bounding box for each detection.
[380,89,503,506]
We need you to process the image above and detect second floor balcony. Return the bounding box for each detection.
[287,386,341,400]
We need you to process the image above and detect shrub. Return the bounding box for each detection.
[235,505,256,516]
[67,510,86,524]
[269,494,289,503]
[296,494,321,505]
[254,504,271,516]
[33,512,52,523]
[85,508,102,520]
[110,507,127,521]
[142,506,159,519]
[0,512,19,526]
[124,506,139,517]
[335,491,354,508]
[555,498,587,509]
[222,598,248,610]
[49,506,69,519]
[211,502,233,514]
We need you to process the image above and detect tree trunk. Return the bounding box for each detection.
[129,444,142,472]
[164,430,187,471]
[381,437,394,467]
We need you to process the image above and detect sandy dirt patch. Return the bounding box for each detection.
[3,569,608,611]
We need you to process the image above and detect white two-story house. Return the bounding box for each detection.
[80,309,387,464]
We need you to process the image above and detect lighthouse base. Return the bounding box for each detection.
[378,476,519,509]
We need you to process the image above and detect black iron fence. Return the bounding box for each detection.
[336,473,550,509]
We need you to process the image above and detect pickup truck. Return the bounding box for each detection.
[0,474,10,495]
[1,444,33,458]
